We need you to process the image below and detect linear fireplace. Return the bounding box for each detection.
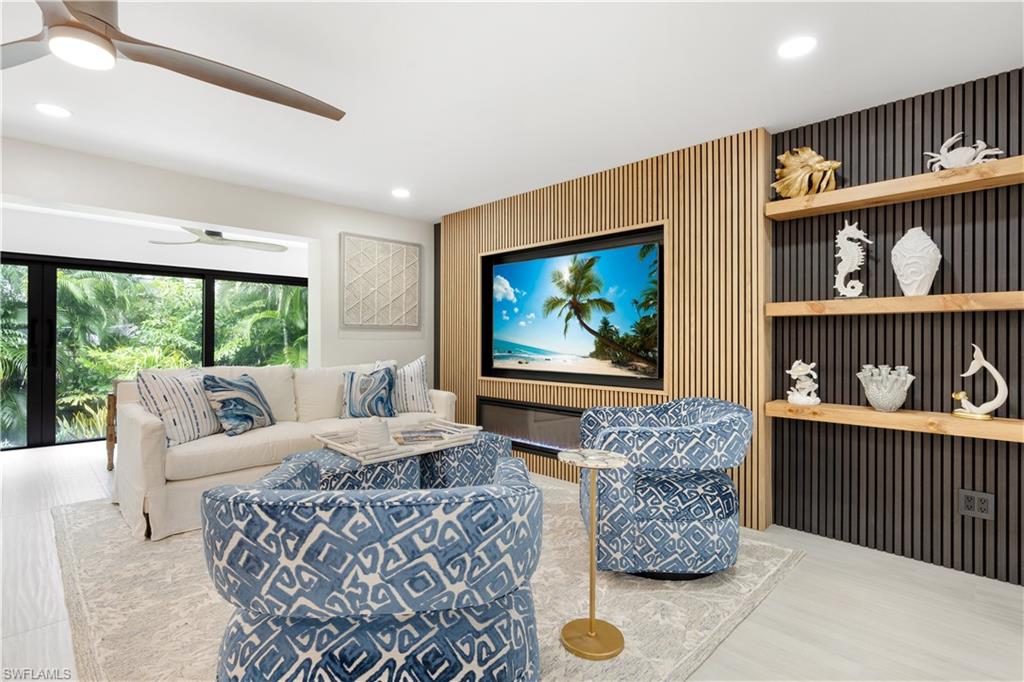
[477,397,582,457]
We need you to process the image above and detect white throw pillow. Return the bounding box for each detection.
[137,369,221,447]
[391,355,434,413]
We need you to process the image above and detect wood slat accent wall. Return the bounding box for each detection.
[771,69,1022,583]
[440,128,773,529]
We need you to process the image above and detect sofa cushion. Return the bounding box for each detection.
[293,363,396,421]
[166,421,320,481]
[305,413,434,435]
[136,369,221,447]
[207,365,296,422]
[166,413,436,481]
[138,365,297,421]
[635,469,738,522]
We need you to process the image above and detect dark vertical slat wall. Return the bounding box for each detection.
[771,69,1023,584]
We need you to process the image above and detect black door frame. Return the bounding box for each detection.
[1,252,307,450]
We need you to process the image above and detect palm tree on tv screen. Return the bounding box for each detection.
[541,254,655,368]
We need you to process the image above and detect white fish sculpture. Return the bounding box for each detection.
[785,360,821,405]
[834,221,871,297]
[925,132,1003,172]
[951,344,1009,420]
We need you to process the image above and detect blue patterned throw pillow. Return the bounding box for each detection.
[203,373,276,436]
[345,366,396,418]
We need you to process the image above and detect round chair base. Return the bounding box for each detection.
[631,571,713,581]
[560,618,624,660]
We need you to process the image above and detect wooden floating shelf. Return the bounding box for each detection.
[765,155,1024,220]
[765,400,1024,444]
[766,291,1024,317]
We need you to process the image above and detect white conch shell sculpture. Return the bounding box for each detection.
[925,132,1003,172]
[891,227,942,296]
[834,220,871,297]
[857,365,915,412]
[952,344,1008,420]
[786,360,821,405]
[772,147,842,198]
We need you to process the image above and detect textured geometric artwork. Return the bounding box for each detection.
[341,233,421,328]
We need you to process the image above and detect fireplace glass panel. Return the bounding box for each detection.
[478,398,581,454]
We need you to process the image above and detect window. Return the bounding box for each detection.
[0,254,306,449]
[1,265,29,448]
[55,270,203,442]
[214,280,308,367]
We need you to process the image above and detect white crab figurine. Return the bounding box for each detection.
[925,132,1003,172]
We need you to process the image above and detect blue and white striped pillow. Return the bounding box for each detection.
[202,373,276,436]
[345,366,396,418]
[137,370,221,447]
[392,355,433,413]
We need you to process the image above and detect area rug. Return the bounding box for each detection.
[53,476,803,681]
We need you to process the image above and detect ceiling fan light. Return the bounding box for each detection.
[48,26,116,71]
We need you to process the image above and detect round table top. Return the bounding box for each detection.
[557,448,629,470]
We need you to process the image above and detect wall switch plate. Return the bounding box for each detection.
[959,489,995,521]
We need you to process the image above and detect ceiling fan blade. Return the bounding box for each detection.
[216,238,288,253]
[179,226,208,238]
[109,32,345,120]
[148,239,200,246]
[36,0,76,27]
[1,31,49,69]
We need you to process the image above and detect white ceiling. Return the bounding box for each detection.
[2,2,1021,222]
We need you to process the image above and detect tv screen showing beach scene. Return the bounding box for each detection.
[489,238,660,380]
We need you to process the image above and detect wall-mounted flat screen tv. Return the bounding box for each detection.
[481,226,663,389]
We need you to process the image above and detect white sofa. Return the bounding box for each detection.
[113,363,456,540]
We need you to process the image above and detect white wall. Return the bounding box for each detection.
[1,138,435,375]
[1,207,309,278]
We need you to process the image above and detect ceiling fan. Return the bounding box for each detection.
[150,227,288,253]
[1,0,344,120]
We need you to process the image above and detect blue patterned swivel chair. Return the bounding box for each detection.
[201,436,543,681]
[579,397,753,578]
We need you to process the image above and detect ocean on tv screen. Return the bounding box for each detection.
[491,242,659,378]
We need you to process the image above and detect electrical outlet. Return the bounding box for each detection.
[959,489,995,521]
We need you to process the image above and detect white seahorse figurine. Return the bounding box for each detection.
[834,220,872,297]
[951,344,1009,420]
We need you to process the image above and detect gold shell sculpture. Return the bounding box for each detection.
[772,147,842,198]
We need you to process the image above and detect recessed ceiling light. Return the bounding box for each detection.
[35,102,72,119]
[777,35,817,60]
[47,25,116,71]
[391,188,411,199]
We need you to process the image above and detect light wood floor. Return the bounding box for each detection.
[1,442,1021,680]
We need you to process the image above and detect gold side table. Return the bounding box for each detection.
[557,448,629,661]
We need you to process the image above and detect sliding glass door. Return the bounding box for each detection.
[55,270,204,442]
[1,265,29,448]
[0,254,307,450]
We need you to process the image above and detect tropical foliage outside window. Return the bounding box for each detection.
[56,270,203,443]
[1,265,29,448]
[0,265,308,447]
[214,280,309,367]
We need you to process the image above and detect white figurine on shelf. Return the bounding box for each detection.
[834,220,872,298]
[891,227,942,296]
[952,344,1008,420]
[925,132,1003,172]
[786,360,821,405]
